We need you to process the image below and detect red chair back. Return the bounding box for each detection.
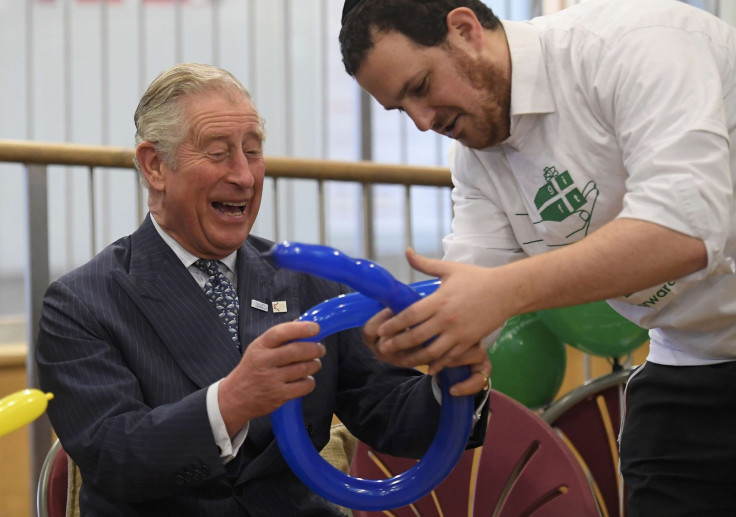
[475,391,600,516]
[350,390,600,517]
[48,444,68,517]
[37,439,69,517]
[542,367,637,517]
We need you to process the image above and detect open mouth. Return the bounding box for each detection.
[212,201,246,217]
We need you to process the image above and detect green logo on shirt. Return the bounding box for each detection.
[534,165,598,240]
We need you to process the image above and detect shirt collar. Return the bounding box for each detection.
[150,215,238,275]
[503,20,556,120]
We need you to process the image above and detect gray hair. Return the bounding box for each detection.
[133,63,262,186]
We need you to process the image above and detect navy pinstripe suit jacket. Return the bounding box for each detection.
[36,215,488,516]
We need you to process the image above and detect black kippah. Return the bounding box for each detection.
[341,0,368,25]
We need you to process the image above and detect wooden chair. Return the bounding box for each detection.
[350,389,601,516]
[541,366,638,517]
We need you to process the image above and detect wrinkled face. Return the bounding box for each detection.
[153,90,265,259]
[355,30,511,149]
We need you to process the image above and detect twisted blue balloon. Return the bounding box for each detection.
[267,242,474,511]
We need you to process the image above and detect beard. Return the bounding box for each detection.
[450,46,511,149]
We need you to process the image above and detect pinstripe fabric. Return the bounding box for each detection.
[36,215,488,516]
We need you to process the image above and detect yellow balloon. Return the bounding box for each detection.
[0,389,54,438]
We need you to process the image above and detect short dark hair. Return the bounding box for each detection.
[339,0,501,77]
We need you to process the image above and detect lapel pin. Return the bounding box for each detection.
[272,301,287,313]
[251,299,269,312]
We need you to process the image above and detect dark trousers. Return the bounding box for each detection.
[620,361,736,517]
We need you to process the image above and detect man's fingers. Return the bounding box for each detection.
[425,337,488,375]
[405,248,445,278]
[362,308,394,343]
[258,321,321,349]
[376,323,479,372]
[448,373,488,397]
[376,299,443,347]
[278,358,323,383]
[378,337,456,370]
[449,358,492,396]
[279,376,318,399]
[268,341,326,370]
[243,322,325,374]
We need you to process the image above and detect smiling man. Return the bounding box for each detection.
[350,13,510,150]
[340,0,736,515]
[36,63,490,516]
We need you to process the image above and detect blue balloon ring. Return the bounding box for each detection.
[267,242,474,511]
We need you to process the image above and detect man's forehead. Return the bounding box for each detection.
[182,92,261,125]
[356,31,427,103]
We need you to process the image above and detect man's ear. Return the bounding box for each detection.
[136,142,166,192]
[445,7,485,51]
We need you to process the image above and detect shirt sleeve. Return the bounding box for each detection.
[206,379,249,464]
[443,143,528,268]
[597,26,735,281]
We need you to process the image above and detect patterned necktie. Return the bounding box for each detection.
[194,259,240,347]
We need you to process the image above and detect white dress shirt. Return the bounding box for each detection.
[444,0,736,365]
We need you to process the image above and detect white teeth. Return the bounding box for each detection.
[221,201,246,206]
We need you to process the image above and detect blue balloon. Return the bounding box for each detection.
[266,242,474,511]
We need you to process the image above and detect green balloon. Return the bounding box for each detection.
[487,312,566,409]
[537,301,649,358]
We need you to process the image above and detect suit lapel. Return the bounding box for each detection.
[113,217,242,388]
[115,220,309,481]
[236,240,304,457]
[236,240,301,349]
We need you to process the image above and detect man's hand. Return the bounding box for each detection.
[362,302,492,397]
[444,345,492,397]
[218,321,325,436]
[373,248,508,376]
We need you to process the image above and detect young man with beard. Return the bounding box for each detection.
[340,0,736,515]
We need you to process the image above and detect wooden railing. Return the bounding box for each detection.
[0,139,452,184]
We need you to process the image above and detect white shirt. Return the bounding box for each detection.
[444,0,736,366]
[150,216,247,463]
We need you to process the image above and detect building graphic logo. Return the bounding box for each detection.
[529,165,599,244]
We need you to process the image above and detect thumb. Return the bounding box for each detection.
[258,321,321,349]
[405,248,445,278]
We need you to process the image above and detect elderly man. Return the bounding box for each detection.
[340,0,736,515]
[36,62,490,516]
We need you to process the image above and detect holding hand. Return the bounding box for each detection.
[219,321,326,436]
[363,298,492,397]
[374,248,510,377]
